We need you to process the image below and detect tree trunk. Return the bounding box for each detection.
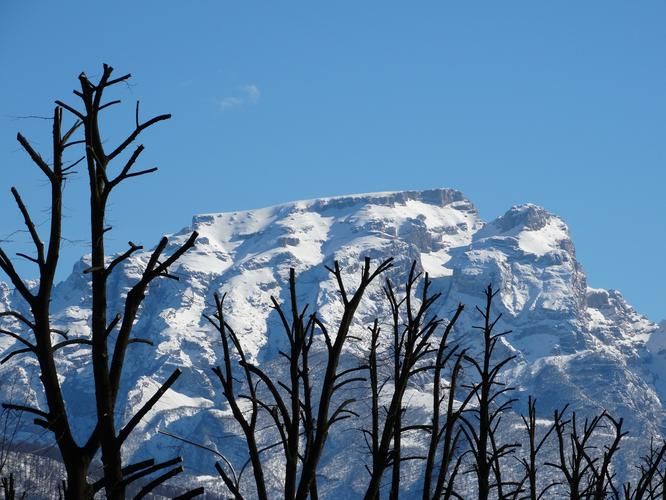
[63,455,93,500]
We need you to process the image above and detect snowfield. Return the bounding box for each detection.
[0,188,663,496]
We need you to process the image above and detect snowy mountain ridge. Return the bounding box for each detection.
[0,187,663,495]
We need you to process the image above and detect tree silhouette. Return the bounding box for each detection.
[460,285,520,500]
[364,263,465,500]
[207,258,392,499]
[0,65,200,499]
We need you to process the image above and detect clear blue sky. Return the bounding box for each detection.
[1,2,664,320]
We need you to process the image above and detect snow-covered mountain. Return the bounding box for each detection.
[0,188,663,495]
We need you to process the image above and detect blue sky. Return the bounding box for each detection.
[1,1,664,320]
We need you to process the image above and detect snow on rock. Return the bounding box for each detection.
[0,188,662,495]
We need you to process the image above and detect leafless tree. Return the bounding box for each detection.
[510,397,559,500]
[0,65,200,499]
[207,258,392,499]
[545,407,627,499]
[422,309,469,500]
[460,285,520,500]
[363,263,465,500]
[623,438,666,499]
[203,266,666,499]
[1,473,24,500]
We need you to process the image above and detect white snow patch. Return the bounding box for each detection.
[517,219,569,256]
[421,250,453,277]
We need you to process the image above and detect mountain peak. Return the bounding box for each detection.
[492,203,561,233]
[472,204,573,259]
[1,187,660,495]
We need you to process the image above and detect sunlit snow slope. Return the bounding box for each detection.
[0,188,663,495]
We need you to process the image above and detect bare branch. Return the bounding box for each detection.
[106,313,121,337]
[150,232,198,278]
[117,368,181,444]
[16,133,53,178]
[62,119,83,143]
[105,241,143,278]
[0,328,36,350]
[107,144,145,189]
[52,338,93,353]
[1,347,34,364]
[1,403,48,419]
[54,100,85,120]
[121,456,181,487]
[128,338,154,346]
[15,253,39,264]
[104,72,132,88]
[124,167,158,179]
[134,465,183,499]
[173,487,205,499]
[10,187,44,265]
[63,139,86,150]
[107,112,171,161]
[98,99,121,111]
[0,311,35,330]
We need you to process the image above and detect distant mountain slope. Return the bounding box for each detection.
[0,188,663,495]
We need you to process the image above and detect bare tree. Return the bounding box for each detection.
[1,473,24,500]
[207,290,274,500]
[545,408,627,499]
[204,265,666,499]
[511,397,559,500]
[623,438,666,499]
[0,65,200,499]
[460,284,520,500]
[363,263,462,500]
[422,309,469,500]
[207,258,392,499]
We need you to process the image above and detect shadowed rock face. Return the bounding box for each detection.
[0,188,662,495]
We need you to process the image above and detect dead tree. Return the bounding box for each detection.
[422,310,470,500]
[295,258,393,499]
[1,473,24,500]
[205,294,268,500]
[363,263,463,500]
[208,258,392,499]
[589,413,626,499]
[0,65,199,499]
[365,319,382,493]
[513,397,559,500]
[623,438,666,499]
[460,284,520,500]
[546,408,627,499]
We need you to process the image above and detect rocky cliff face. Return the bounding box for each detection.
[0,188,662,494]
